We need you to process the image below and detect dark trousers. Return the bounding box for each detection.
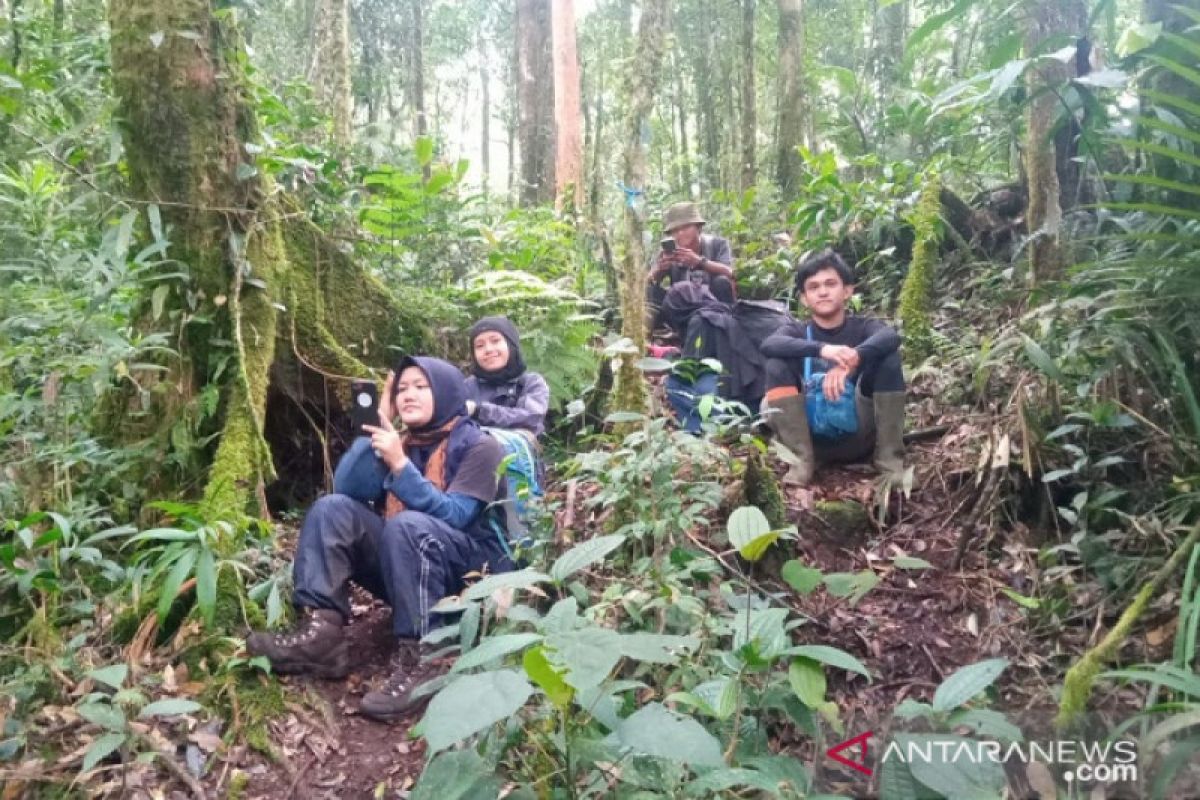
[647,275,736,330]
[764,350,905,396]
[292,494,511,639]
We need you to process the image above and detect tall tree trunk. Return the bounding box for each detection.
[775,0,806,194]
[308,0,353,147]
[480,34,491,197]
[613,0,671,413]
[552,0,583,212]
[516,0,555,206]
[739,0,757,191]
[1024,0,1072,285]
[412,0,429,180]
[674,55,693,196]
[9,0,20,69]
[588,60,605,222]
[108,0,430,521]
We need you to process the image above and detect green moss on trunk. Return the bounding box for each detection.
[898,171,941,363]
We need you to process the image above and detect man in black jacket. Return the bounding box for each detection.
[760,250,906,486]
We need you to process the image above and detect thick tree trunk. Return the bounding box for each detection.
[517,0,555,206]
[308,0,353,146]
[108,0,430,521]
[739,0,757,191]
[613,0,671,414]
[775,0,806,194]
[552,0,583,211]
[1024,0,1071,285]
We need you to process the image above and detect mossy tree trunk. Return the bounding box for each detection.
[898,171,941,362]
[1023,0,1085,285]
[308,0,353,147]
[612,0,670,414]
[108,0,429,523]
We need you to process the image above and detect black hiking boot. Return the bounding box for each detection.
[360,640,436,722]
[246,608,350,679]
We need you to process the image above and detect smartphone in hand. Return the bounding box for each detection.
[661,238,676,253]
[350,380,379,433]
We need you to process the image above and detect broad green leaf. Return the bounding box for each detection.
[894,556,934,570]
[785,645,871,679]
[823,570,879,605]
[613,702,724,767]
[523,646,573,708]
[781,560,824,594]
[410,749,503,800]
[194,548,216,626]
[81,732,126,772]
[683,767,783,796]
[151,284,170,321]
[451,633,542,673]
[727,506,772,560]
[894,698,933,720]
[1021,335,1062,382]
[139,698,202,718]
[415,136,435,166]
[686,678,737,719]
[617,632,699,664]
[549,534,625,583]
[733,607,791,661]
[932,658,1009,712]
[1116,22,1162,57]
[878,755,922,800]
[78,702,126,732]
[463,568,551,601]
[156,548,197,624]
[789,658,826,708]
[545,626,621,691]
[603,411,645,424]
[88,664,128,690]
[949,709,1024,743]
[422,670,533,752]
[901,733,1007,799]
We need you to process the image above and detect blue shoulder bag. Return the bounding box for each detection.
[804,324,859,440]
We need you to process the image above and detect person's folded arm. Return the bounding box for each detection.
[760,322,824,360]
[854,319,901,362]
[475,376,550,432]
[382,463,484,529]
[332,436,388,503]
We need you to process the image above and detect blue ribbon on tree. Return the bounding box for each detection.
[616,181,644,209]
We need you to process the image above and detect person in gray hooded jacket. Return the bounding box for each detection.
[463,316,550,439]
[464,317,549,533]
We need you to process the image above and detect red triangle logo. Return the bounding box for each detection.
[826,731,874,776]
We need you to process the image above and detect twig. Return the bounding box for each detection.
[920,643,946,682]
[286,755,317,799]
[133,730,207,800]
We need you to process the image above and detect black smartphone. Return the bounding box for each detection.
[350,380,379,432]
[661,238,676,253]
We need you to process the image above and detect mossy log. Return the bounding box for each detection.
[107,0,432,524]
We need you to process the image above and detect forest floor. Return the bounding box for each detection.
[24,376,1172,798]
[200,386,1109,799]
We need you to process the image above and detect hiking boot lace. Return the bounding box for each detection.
[274,612,322,647]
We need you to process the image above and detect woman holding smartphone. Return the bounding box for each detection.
[247,356,513,722]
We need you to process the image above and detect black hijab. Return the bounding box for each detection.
[392,355,477,477]
[469,316,527,385]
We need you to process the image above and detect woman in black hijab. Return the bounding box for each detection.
[248,356,514,723]
[464,316,550,439]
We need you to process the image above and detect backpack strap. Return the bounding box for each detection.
[804,323,813,381]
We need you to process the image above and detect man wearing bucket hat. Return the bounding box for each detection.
[647,201,736,332]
